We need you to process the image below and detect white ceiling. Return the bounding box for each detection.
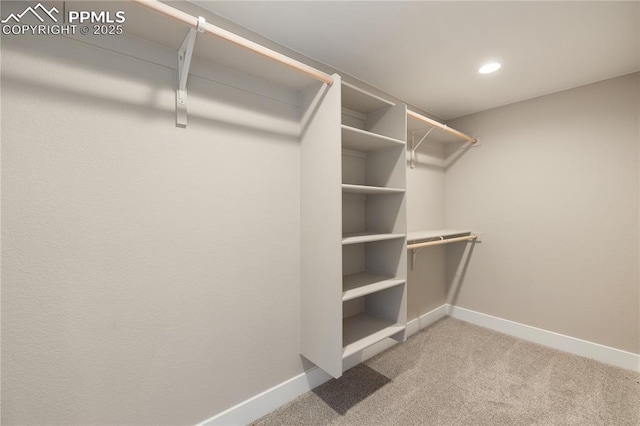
[193,1,639,120]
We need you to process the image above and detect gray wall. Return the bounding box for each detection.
[446,73,640,354]
[1,34,304,424]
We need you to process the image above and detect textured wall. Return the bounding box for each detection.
[446,73,640,354]
[1,34,303,424]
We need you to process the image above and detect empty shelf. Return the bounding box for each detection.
[342,272,405,302]
[341,82,393,114]
[343,312,405,358]
[342,125,405,151]
[342,232,405,245]
[342,184,405,195]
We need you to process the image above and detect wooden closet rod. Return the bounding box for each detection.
[407,110,477,144]
[407,234,477,250]
[130,0,334,86]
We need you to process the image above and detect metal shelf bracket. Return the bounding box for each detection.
[409,126,435,169]
[176,16,206,128]
[409,236,442,270]
[410,247,422,270]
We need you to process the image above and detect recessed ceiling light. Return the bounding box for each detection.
[479,63,501,74]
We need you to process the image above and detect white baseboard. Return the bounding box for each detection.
[200,305,448,425]
[448,305,640,373]
[199,304,639,425]
[197,366,332,426]
[406,304,449,337]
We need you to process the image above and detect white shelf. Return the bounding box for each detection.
[342,232,405,245]
[342,312,405,358]
[342,184,405,195]
[341,82,393,115]
[342,125,405,151]
[342,272,405,302]
[407,229,472,243]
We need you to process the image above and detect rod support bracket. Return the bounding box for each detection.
[409,247,423,270]
[176,17,205,128]
[409,126,435,169]
[196,16,206,33]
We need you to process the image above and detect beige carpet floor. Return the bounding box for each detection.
[253,317,640,425]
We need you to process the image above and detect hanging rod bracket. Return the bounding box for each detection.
[410,247,423,270]
[468,137,481,148]
[176,16,206,128]
[409,126,435,169]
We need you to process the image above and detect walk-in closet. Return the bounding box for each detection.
[2,1,638,425]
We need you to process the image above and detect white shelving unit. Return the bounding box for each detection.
[300,79,408,379]
[340,82,408,371]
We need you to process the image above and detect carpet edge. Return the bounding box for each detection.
[448,305,640,373]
